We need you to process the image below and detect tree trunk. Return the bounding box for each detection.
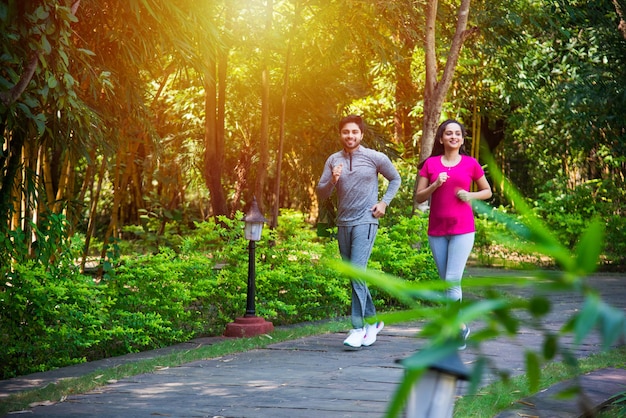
[22,139,35,255]
[614,0,626,39]
[413,0,477,210]
[0,54,38,108]
[0,128,25,229]
[255,0,273,212]
[81,156,106,273]
[53,152,72,214]
[203,51,228,218]
[271,0,300,229]
[394,34,417,158]
[98,142,134,277]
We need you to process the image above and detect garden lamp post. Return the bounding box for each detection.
[224,198,274,337]
[243,197,266,316]
[403,351,470,418]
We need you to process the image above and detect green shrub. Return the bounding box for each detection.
[371,213,436,281]
[534,179,618,250]
[3,199,622,380]
[0,215,115,379]
[0,263,112,379]
[257,223,350,323]
[473,180,626,270]
[102,249,211,355]
[473,208,550,269]
[603,214,626,268]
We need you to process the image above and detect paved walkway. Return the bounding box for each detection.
[1,269,625,417]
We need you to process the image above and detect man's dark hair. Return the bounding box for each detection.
[339,114,365,133]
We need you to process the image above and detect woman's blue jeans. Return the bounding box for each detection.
[428,232,475,302]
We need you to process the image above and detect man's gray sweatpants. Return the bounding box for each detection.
[337,223,378,329]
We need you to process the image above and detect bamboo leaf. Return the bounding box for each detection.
[399,342,460,371]
[47,73,57,89]
[460,299,508,324]
[574,218,605,275]
[598,301,625,349]
[525,350,541,392]
[542,333,558,360]
[574,294,600,344]
[77,48,96,56]
[529,296,551,317]
[481,152,576,271]
[41,34,51,54]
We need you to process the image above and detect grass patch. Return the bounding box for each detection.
[597,385,626,417]
[0,319,349,416]
[454,346,626,416]
[598,403,626,418]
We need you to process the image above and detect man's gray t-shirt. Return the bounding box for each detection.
[316,146,401,227]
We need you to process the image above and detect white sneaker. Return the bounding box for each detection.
[362,321,384,347]
[343,328,366,348]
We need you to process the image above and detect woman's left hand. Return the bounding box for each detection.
[456,190,471,202]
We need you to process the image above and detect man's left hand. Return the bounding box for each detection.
[371,202,388,218]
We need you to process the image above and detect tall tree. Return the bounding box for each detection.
[203,2,230,218]
[254,0,273,211]
[615,0,626,39]
[420,0,476,158]
[271,0,302,228]
[203,49,228,218]
[413,0,477,208]
[371,0,422,158]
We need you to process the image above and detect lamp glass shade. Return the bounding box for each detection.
[406,369,457,418]
[244,221,264,241]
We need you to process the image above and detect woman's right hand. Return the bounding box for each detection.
[435,172,448,187]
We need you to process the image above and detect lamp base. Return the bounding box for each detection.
[224,316,274,338]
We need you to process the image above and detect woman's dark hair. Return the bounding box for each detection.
[339,114,365,133]
[419,119,469,169]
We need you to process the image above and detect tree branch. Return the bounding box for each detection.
[614,0,626,39]
[0,0,81,108]
[0,53,38,107]
[71,0,81,15]
[438,0,474,99]
[424,0,439,101]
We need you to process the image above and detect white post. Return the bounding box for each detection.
[406,369,459,418]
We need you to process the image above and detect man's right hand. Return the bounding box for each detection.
[332,163,343,185]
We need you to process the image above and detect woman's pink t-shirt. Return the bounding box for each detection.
[419,155,485,236]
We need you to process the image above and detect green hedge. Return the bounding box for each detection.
[0,210,436,379]
[3,203,624,379]
[0,262,113,378]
